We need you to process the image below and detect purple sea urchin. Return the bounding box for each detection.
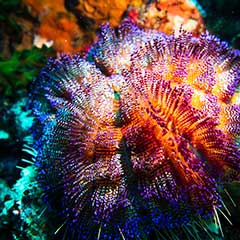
[29,21,240,239]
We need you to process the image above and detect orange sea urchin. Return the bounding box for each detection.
[30,20,240,239]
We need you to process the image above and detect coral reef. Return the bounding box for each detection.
[75,0,133,27]
[130,0,204,36]
[22,0,142,53]
[29,20,240,239]
[18,0,206,54]
[22,0,89,53]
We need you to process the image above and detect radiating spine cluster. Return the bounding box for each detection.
[30,20,240,239]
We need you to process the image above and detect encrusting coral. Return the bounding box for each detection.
[29,20,240,239]
[23,0,92,53]
[75,0,134,27]
[22,0,142,53]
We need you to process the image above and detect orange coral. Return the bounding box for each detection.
[76,0,132,27]
[23,0,204,53]
[38,14,86,53]
[22,0,143,53]
[23,0,92,53]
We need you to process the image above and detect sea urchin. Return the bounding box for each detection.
[29,20,240,239]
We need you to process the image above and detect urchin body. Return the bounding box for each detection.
[30,21,240,239]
